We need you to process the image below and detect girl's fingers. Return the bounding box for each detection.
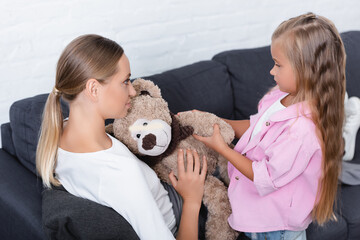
[193,134,206,143]
[186,149,194,172]
[213,124,220,134]
[193,150,200,174]
[177,149,185,177]
[200,156,208,180]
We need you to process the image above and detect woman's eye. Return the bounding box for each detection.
[275,63,281,67]
[123,79,130,85]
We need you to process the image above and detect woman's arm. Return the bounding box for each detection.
[169,149,207,240]
[221,119,250,139]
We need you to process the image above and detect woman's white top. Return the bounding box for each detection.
[56,134,176,240]
[250,94,287,140]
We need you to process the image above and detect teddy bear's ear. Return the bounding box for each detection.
[132,78,162,98]
[105,123,114,134]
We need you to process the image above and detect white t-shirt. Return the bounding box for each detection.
[250,94,287,140]
[55,134,176,240]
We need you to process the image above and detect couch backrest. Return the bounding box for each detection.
[212,46,275,120]
[5,94,69,174]
[1,31,359,177]
[145,60,234,119]
[341,31,360,99]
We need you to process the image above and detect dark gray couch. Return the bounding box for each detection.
[1,31,359,240]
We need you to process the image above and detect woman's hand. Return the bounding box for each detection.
[193,124,229,154]
[169,149,207,207]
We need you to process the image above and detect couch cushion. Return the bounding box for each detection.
[42,185,139,240]
[145,60,234,119]
[213,46,275,120]
[340,184,360,239]
[9,94,69,174]
[0,149,46,240]
[306,212,347,240]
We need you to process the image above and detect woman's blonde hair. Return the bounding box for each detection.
[272,13,346,224]
[36,34,124,188]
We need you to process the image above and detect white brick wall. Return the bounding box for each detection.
[1,0,360,147]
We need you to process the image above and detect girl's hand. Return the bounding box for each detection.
[169,149,207,206]
[176,109,203,116]
[193,124,228,154]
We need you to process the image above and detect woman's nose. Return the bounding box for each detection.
[129,82,136,96]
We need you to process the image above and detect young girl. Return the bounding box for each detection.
[194,13,346,240]
[36,34,207,240]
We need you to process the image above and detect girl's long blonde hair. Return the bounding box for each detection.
[36,34,124,188]
[272,13,346,225]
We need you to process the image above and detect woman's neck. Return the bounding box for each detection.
[59,105,112,153]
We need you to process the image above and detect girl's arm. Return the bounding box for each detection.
[169,149,207,240]
[221,119,250,139]
[193,124,253,181]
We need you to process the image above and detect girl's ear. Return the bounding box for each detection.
[85,78,100,101]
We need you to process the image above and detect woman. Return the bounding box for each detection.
[36,34,207,240]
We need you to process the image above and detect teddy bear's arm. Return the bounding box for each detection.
[176,111,235,144]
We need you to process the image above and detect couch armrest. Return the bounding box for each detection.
[0,149,46,240]
[1,123,16,156]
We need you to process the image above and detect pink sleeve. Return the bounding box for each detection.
[252,132,320,196]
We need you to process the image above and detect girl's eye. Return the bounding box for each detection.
[275,63,281,67]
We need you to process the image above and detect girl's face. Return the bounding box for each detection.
[98,54,136,119]
[270,40,297,95]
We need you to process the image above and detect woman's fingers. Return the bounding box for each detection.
[200,156,207,180]
[193,150,200,174]
[168,171,178,188]
[177,149,185,177]
[186,149,194,172]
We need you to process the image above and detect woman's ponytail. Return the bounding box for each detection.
[36,88,63,188]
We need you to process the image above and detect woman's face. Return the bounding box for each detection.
[98,54,136,119]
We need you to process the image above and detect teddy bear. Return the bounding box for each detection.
[106,78,238,240]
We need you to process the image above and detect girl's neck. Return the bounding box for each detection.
[281,93,297,107]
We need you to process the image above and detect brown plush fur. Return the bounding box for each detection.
[106,79,238,240]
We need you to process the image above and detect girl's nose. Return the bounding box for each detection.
[270,66,275,76]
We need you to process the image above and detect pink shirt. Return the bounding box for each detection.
[228,88,322,232]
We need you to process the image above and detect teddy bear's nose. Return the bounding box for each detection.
[142,134,157,150]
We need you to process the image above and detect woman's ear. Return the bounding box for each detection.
[85,78,100,101]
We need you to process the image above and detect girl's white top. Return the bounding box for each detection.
[56,134,176,240]
[250,94,287,140]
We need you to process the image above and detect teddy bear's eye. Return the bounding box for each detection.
[136,134,141,138]
[143,122,148,126]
